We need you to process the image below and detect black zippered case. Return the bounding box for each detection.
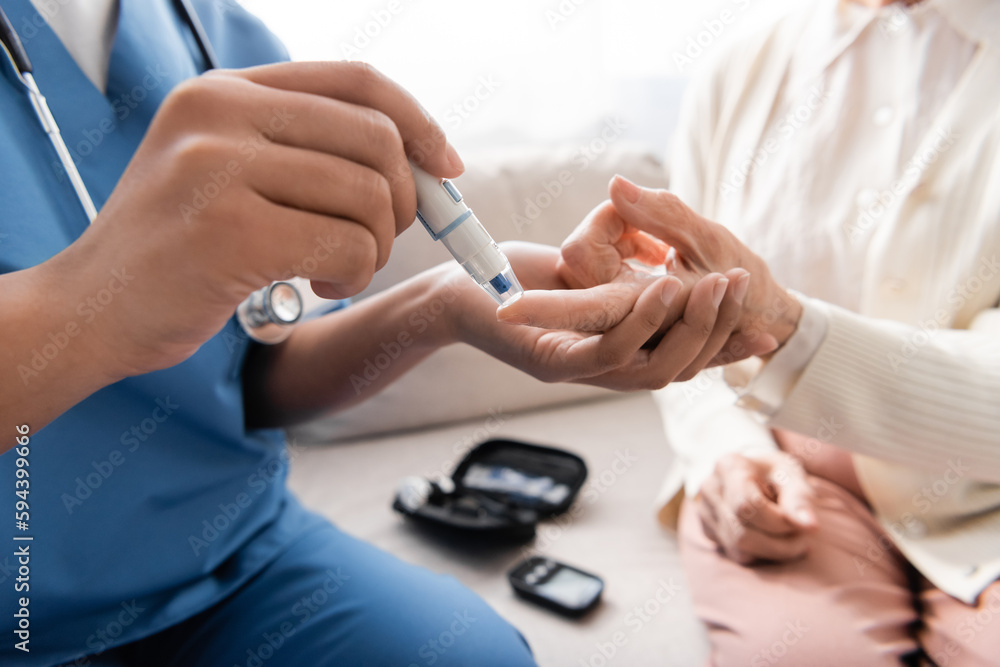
[392,438,589,542]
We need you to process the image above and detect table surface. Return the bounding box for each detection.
[288,392,710,667]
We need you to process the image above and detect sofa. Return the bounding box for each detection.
[286,138,711,666]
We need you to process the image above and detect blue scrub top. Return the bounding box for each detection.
[0,1,328,662]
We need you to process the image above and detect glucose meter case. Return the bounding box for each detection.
[392,439,589,543]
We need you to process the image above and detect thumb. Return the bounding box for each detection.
[609,176,694,253]
[770,460,817,529]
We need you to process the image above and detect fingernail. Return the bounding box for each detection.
[712,277,729,309]
[733,272,751,304]
[661,279,682,306]
[615,175,642,204]
[445,143,465,172]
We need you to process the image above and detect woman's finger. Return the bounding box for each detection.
[770,456,819,529]
[725,525,811,563]
[627,272,728,386]
[673,268,751,381]
[561,276,682,376]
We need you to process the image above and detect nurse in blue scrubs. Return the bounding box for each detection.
[0,1,743,665]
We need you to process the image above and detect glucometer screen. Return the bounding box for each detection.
[462,464,571,506]
[536,568,603,609]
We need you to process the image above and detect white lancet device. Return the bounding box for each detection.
[411,162,524,306]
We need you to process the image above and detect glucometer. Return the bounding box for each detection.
[508,556,604,617]
[410,162,524,306]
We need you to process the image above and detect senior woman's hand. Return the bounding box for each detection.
[499,176,801,373]
[696,451,818,565]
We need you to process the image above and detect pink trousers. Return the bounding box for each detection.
[679,477,1000,666]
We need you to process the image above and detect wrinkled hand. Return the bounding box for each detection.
[500,176,802,373]
[696,451,818,565]
[447,242,746,391]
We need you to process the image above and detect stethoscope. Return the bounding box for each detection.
[0,0,303,344]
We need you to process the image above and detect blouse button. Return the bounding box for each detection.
[881,278,907,296]
[856,188,880,209]
[873,106,894,127]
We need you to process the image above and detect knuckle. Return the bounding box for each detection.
[361,109,404,162]
[596,345,627,370]
[734,499,757,520]
[339,230,378,292]
[344,61,385,87]
[641,374,667,391]
[658,191,682,208]
[674,367,698,383]
[719,307,741,331]
[164,77,211,109]
[639,306,664,333]
[353,168,393,213]
[170,134,229,170]
[735,536,757,556]
[560,238,588,269]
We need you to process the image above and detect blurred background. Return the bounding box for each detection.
[239,0,796,156]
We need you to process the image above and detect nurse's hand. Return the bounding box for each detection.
[48,62,459,378]
[442,243,750,391]
[4,62,459,441]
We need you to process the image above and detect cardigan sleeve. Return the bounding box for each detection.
[765,303,1000,482]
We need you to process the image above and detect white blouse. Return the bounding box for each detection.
[655,0,1000,603]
